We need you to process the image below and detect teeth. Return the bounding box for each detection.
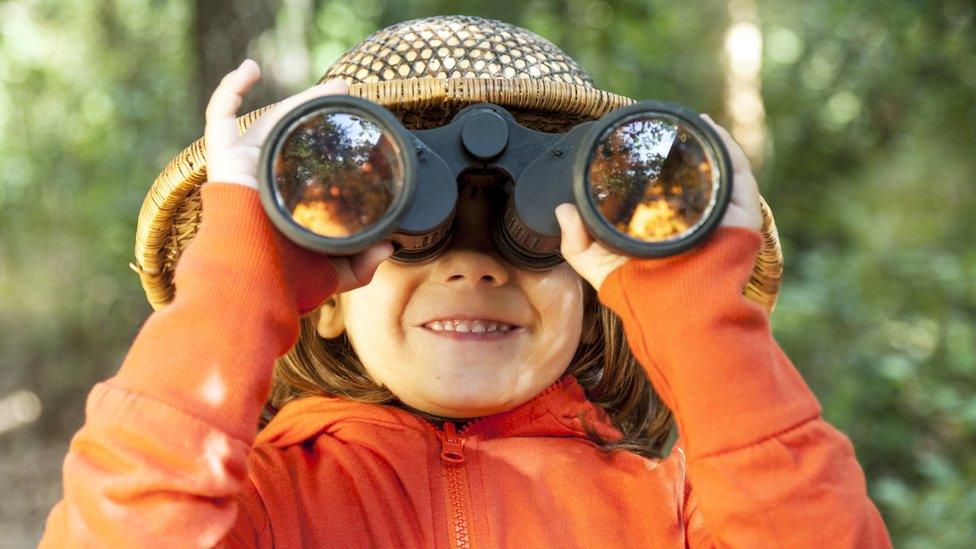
[424,319,515,332]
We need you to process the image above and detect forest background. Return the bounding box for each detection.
[1,0,974,546]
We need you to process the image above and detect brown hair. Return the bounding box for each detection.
[261,285,675,460]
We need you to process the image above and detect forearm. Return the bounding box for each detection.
[113,183,338,439]
[599,226,891,546]
[40,183,336,547]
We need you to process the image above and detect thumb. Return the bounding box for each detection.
[554,203,592,258]
[347,240,395,286]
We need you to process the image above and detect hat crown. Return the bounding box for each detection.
[321,15,593,86]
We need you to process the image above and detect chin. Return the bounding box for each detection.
[419,385,517,419]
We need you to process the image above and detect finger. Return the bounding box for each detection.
[240,78,350,148]
[700,115,762,229]
[205,59,262,149]
[554,203,592,257]
[700,114,761,195]
[346,240,394,287]
[699,114,751,177]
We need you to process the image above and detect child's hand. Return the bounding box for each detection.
[699,114,763,233]
[554,114,763,292]
[205,59,393,294]
[204,59,349,189]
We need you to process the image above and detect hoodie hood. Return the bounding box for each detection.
[255,373,625,449]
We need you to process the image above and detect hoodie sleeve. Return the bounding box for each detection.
[39,182,338,548]
[597,226,892,548]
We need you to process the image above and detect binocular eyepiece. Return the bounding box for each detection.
[256,95,733,270]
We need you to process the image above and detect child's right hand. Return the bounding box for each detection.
[204,59,349,189]
[204,59,393,294]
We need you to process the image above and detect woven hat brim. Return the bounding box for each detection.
[131,77,783,313]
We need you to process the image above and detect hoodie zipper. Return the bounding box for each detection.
[424,378,575,548]
[432,420,480,549]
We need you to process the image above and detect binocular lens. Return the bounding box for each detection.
[272,111,405,239]
[586,115,716,244]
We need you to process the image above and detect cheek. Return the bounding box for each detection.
[341,267,414,351]
[529,270,585,343]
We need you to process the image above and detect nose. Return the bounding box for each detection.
[429,182,510,287]
[431,247,510,287]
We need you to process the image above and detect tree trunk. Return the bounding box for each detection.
[192,0,285,120]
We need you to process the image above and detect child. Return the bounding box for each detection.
[41,16,891,547]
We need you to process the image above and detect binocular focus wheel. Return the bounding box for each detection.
[390,223,454,262]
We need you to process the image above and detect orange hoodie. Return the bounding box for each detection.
[40,182,892,547]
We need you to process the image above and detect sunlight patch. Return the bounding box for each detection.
[203,431,230,485]
[197,521,229,548]
[200,371,227,407]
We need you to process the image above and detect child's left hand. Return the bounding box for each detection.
[554,114,764,292]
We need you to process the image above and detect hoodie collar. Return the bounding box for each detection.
[255,373,624,448]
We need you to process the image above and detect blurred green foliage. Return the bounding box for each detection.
[1,0,973,546]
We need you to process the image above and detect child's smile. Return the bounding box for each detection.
[417,316,525,341]
[317,181,596,419]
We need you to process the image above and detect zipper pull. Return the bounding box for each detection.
[438,422,466,464]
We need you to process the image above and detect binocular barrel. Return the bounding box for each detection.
[257,95,733,270]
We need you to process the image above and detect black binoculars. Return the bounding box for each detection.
[256,95,733,270]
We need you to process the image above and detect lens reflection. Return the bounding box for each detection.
[273,111,403,238]
[587,115,716,243]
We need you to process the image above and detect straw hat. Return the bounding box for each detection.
[130,15,784,314]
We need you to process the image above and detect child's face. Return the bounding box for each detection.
[324,183,592,419]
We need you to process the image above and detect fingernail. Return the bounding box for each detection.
[238,58,252,70]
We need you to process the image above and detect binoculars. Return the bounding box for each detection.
[256,95,733,270]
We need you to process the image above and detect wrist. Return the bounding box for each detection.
[598,226,763,316]
[193,182,338,316]
[205,174,259,190]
